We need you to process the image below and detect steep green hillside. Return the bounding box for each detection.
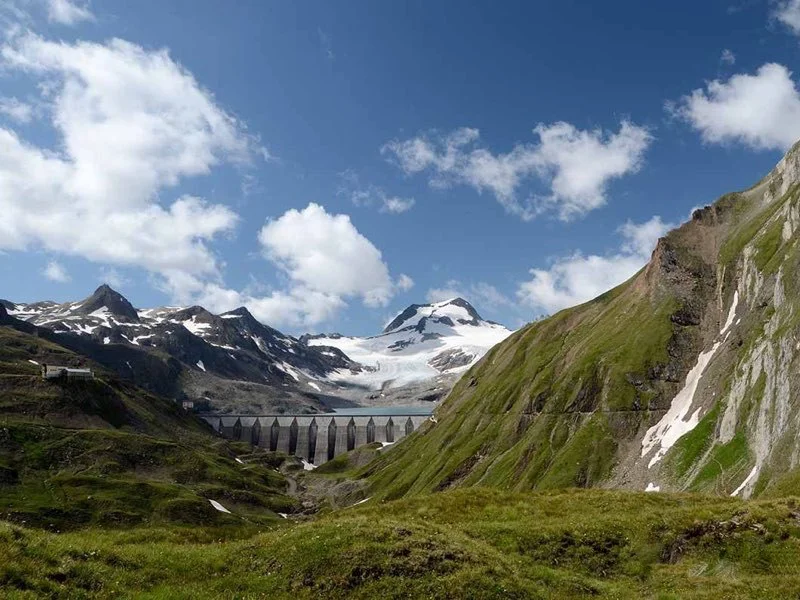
[364,144,800,501]
[0,310,297,529]
[4,488,800,599]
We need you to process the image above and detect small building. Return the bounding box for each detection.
[182,400,195,411]
[41,364,94,380]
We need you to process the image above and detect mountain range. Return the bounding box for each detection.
[1,288,510,413]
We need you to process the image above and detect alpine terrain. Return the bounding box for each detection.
[366,141,800,502]
[2,289,510,412]
[304,297,512,406]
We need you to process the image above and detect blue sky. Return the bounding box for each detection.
[2,0,800,335]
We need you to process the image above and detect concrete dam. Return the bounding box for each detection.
[202,411,430,466]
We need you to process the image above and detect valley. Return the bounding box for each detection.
[6,144,800,597]
[5,2,800,597]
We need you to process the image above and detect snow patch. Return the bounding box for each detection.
[301,459,317,471]
[235,458,244,464]
[645,483,660,492]
[277,362,301,382]
[27,359,39,365]
[309,313,511,391]
[730,465,758,497]
[641,292,739,468]
[208,499,231,514]
[307,381,321,391]
[196,360,206,372]
[179,316,212,337]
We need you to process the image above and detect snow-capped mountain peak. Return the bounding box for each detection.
[383,297,482,333]
[307,298,513,393]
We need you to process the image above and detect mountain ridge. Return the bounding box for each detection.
[2,288,513,412]
[364,141,800,502]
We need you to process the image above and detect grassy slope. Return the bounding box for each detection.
[362,176,800,501]
[363,268,680,499]
[0,320,297,530]
[4,488,800,598]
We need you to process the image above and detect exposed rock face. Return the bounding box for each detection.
[77,284,140,322]
[368,141,800,501]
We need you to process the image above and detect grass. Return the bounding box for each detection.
[362,270,682,499]
[665,402,720,480]
[4,488,800,598]
[690,432,751,493]
[718,184,798,268]
[0,321,298,531]
[754,218,785,275]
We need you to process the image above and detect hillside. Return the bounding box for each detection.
[0,306,298,529]
[364,142,800,501]
[3,488,800,598]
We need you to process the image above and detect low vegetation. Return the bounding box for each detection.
[0,322,297,531]
[5,488,800,598]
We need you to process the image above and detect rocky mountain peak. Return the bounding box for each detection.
[223,306,254,319]
[383,297,486,334]
[77,284,140,322]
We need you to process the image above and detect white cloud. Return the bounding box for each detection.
[338,170,415,214]
[517,216,673,315]
[721,49,736,65]
[381,196,415,214]
[382,121,651,221]
[47,0,94,25]
[192,204,409,327]
[671,63,800,151]
[532,121,653,220]
[259,203,395,307]
[99,267,128,289]
[426,280,513,312]
[43,260,69,282]
[0,96,33,122]
[774,0,800,35]
[396,273,414,291]
[0,33,256,294]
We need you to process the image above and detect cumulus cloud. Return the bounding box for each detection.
[258,203,396,307]
[671,63,800,151]
[43,260,69,282]
[0,32,256,294]
[0,97,33,122]
[0,30,404,329]
[517,216,673,315]
[774,0,800,35]
[338,170,415,214]
[382,121,651,221]
[47,0,94,25]
[192,204,411,327]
